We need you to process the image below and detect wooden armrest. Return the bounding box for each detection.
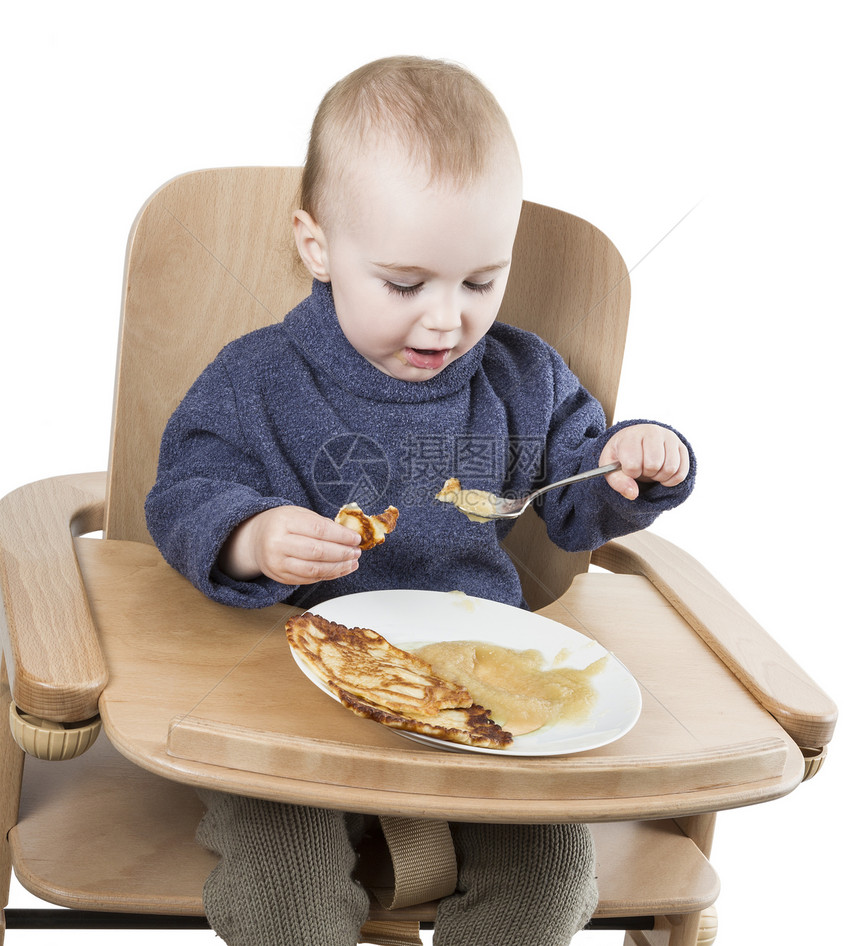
[592,531,837,750]
[0,472,108,722]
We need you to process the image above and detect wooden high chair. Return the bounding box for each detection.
[0,167,836,946]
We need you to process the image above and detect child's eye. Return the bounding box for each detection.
[464,279,495,295]
[385,281,423,297]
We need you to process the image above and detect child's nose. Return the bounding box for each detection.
[423,293,462,333]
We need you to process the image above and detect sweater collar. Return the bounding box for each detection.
[285,280,486,403]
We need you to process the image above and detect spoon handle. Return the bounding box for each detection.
[527,461,621,504]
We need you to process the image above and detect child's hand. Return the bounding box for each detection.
[599,424,689,501]
[218,506,362,585]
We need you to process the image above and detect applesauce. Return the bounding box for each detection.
[414,640,606,735]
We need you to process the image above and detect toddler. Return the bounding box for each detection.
[146,55,694,946]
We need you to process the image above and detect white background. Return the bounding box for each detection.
[1,2,856,944]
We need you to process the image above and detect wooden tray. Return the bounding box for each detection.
[77,537,805,822]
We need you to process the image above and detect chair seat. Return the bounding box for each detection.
[10,735,719,923]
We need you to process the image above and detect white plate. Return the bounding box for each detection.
[292,589,641,757]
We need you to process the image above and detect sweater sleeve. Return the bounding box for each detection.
[534,348,696,552]
[145,358,300,608]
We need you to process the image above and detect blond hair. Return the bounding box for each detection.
[299,56,518,225]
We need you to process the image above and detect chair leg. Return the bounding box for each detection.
[623,907,718,946]
[695,907,717,945]
[673,813,716,859]
[1,655,26,946]
[622,812,718,946]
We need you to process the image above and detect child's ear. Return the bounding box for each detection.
[293,210,331,281]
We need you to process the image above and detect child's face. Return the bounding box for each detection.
[298,142,523,381]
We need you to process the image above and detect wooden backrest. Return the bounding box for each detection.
[106,167,630,608]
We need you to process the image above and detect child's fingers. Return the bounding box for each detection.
[267,551,360,585]
[599,425,690,498]
[640,438,669,480]
[285,506,363,548]
[606,470,639,499]
[281,531,362,566]
[260,538,361,584]
[615,430,670,481]
[601,431,651,498]
[603,467,640,501]
[600,438,639,499]
[658,441,690,487]
[251,506,363,584]
[268,533,362,583]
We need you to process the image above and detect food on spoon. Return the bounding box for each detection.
[435,477,462,504]
[435,477,498,523]
[335,502,399,549]
[285,612,513,749]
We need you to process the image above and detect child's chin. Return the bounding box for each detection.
[388,364,445,382]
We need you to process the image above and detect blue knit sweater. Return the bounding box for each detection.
[145,280,694,610]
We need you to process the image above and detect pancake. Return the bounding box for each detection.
[285,612,513,749]
[335,503,399,550]
[335,687,514,750]
[286,613,471,715]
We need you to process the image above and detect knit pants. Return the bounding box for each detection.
[196,791,598,946]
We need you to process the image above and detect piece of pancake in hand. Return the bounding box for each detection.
[335,503,399,550]
[285,612,513,749]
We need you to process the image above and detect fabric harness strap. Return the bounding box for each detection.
[357,815,458,946]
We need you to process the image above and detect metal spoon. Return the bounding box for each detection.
[438,461,621,522]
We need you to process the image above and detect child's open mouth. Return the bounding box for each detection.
[403,347,450,370]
